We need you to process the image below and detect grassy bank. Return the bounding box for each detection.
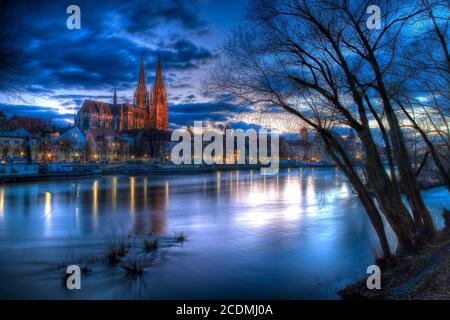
[339,230,450,300]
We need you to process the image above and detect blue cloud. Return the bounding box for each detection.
[2,0,217,94]
[0,104,72,124]
[169,100,252,127]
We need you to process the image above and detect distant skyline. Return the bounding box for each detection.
[1,0,301,132]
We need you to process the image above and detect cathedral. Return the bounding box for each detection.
[76,55,168,132]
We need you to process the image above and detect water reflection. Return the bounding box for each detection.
[0,168,447,299]
[143,178,147,208]
[216,171,221,196]
[130,176,135,215]
[0,188,4,219]
[149,182,168,235]
[92,180,98,217]
[112,176,117,210]
[44,191,51,217]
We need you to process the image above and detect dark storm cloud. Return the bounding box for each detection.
[25,34,214,91]
[1,0,258,130]
[172,40,214,60]
[169,101,253,127]
[4,0,216,93]
[0,104,71,124]
[50,93,115,108]
[51,94,113,100]
[124,0,207,33]
[171,83,194,90]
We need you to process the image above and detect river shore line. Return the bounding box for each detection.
[0,161,335,184]
[339,225,450,300]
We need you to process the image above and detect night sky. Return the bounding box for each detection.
[0,0,285,131]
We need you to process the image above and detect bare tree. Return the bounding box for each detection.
[205,0,449,257]
[0,0,31,99]
[392,0,450,190]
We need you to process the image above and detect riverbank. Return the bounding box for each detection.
[339,226,450,300]
[0,169,447,299]
[0,161,335,183]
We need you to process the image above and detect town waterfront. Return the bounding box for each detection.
[0,167,448,299]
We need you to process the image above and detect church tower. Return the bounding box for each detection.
[300,127,308,143]
[149,54,168,131]
[113,83,117,105]
[133,57,149,110]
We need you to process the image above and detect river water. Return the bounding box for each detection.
[0,168,448,299]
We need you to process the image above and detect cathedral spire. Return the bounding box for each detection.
[149,54,168,131]
[154,53,163,87]
[133,57,148,109]
[113,82,117,105]
[137,57,147,91]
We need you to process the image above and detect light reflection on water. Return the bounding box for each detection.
[0,187,4,218]
[0,168,448,299]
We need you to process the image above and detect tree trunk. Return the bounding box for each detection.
[321,133,392,259]
[398,100,450,191]
[367,55,436,238]
[382,99,435,238]
[415,149,429,178]
[357,127,419,254]
[347,17,436,239]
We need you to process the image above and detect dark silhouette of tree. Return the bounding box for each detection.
[393,0,449,190]
[206,0,448,259]
[0,0,31,99]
